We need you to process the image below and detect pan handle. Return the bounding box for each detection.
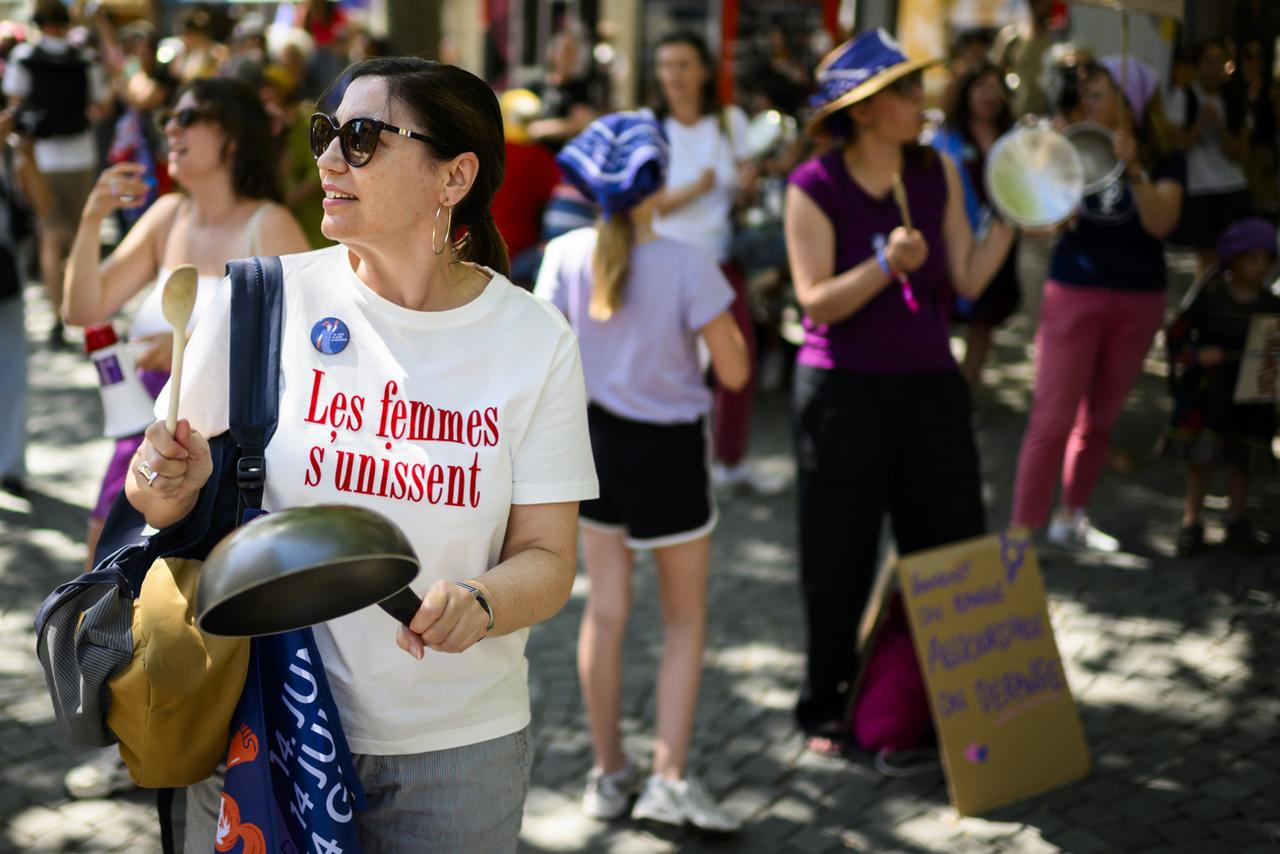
[378,586,423,627]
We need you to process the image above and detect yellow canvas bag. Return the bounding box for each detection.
[107,556,249,788]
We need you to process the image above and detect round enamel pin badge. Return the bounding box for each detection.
[311,317,351,355]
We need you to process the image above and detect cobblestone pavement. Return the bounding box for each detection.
[2,274,1278,853]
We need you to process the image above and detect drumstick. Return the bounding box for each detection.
[892,174,914,231]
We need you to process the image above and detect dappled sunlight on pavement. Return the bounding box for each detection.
[2,268,1278,852]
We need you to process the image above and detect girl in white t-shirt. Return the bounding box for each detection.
[650,31,778,494]
[538,112,749,831]
[129,58,597,852]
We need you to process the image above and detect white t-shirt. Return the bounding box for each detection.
[159,244,598,754]
[2,38,105,173]
[651,106,751,263]
[1164,84,1248,196]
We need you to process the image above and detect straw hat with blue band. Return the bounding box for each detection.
[556,111,670,220]
[806,29,942,136]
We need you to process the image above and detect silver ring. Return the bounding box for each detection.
[136,459,159,485]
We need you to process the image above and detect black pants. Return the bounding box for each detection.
[791,365,986,734]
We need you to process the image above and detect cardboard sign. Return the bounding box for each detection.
[897,529,1089,816]
[1070,0,1184,20]
[1234,314,1280,403]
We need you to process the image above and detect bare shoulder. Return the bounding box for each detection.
[148,191,187,220]
[255,202,312,254]
[259,202,299,224]
[256,201,301,229]
[135,192,187,248]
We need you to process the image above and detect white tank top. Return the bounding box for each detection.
[128,267,227,340]
[127,202,270,340]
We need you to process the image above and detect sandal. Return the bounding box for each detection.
[804,723,851,758]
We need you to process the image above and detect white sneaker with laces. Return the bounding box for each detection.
[64,746,135,799]
[1046,508,1120,553]
[631,773,740,832]
[581,759,645,820]
[712,462,787,496]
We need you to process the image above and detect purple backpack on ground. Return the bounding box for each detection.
[851,595,932,752]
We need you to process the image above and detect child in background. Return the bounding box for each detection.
[536,112,749,831]
[1163,217,1280,556]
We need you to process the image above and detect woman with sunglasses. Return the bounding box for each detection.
[129,58,596,851]
[63,76,308,565]
[784,30,1017,757]
[58,77,308,801]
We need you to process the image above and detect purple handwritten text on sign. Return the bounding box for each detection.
[999,531,1029,584]
[926,612,1045,673]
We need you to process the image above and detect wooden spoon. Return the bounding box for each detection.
[892,173,914,231]
[161,265,199,434]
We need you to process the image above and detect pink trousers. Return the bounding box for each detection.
[1012,281,1166,527]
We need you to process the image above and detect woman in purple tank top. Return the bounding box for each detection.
[783,30,1019,755]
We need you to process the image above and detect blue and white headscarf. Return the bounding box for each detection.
[556,112,670,220]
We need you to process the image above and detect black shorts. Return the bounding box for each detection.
[579,403,717,548]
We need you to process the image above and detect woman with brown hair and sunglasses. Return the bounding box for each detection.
[784,30,1018,756]
[129,58,596,851]
[58,76,309,801]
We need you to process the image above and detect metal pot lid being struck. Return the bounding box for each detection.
[985,125,1086,229]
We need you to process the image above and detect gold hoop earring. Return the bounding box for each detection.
[432,204,454,256]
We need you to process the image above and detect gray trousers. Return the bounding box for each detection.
[0,294,26,480]
[185,727,532,854]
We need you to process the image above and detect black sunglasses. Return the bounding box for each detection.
[310,113,451,167]
[155,106,212,134]
[886,71,924,97]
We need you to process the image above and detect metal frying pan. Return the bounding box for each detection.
[196,505,423,637]
[985,125,1086,228]
[1063,122,1124,195]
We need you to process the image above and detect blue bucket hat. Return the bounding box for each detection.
[806,28,941,135]
[556,111,669,220]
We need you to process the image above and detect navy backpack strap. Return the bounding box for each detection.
[226,256,284,515]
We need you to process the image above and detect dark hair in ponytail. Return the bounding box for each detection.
[337,57,511,276]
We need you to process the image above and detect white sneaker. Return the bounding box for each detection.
[1046,508,1120,553]
[631,773,740,833]
[64,746,135,799]
[581,759,645,820]
[711,462,787,496]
